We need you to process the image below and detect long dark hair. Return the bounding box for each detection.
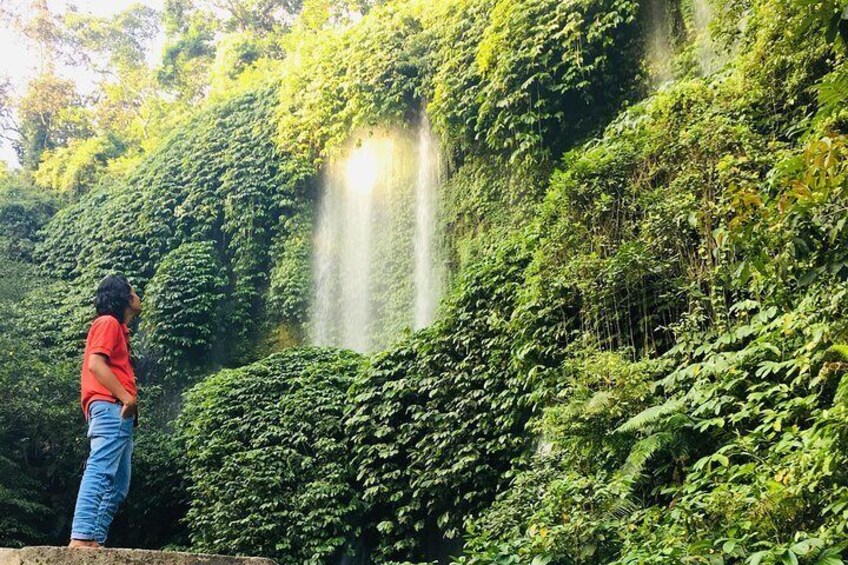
[95,274,132,323]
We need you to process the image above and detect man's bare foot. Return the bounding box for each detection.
[68,539,101,548]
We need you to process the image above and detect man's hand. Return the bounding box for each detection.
[119,395,138,420]
[89,353,137,420]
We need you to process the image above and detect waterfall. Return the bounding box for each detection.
[413,116,442,329]
[310,119,443,352]
[338,141,381,351]
[645,0,675,84]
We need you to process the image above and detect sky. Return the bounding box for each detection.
[0,0,165,166]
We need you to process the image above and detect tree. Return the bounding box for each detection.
[158,0,217,103]
[0,174,59,260]
[19,0,64,73]
[16,72,89,171]
[0,1,91,170]
[0,78,20,150]
[212,0,302,35]
[60,5,164,149]
[63,4,161,73]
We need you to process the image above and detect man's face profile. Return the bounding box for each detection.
[129,286,142,316]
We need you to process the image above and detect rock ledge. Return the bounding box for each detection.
[0,547,276,565]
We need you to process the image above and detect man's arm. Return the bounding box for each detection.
[89,353,137,419]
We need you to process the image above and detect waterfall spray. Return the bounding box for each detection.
[645,0,674,84]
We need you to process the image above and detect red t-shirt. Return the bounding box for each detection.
[80,315,136,417]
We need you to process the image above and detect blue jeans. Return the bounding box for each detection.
[70,400,134,545]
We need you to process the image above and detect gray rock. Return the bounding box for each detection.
[0,547,276,565]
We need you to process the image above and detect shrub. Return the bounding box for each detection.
[141,240,226,383]
[178,348,366,564]
[0,181,59,262]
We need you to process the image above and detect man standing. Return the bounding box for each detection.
[69,274,141,548]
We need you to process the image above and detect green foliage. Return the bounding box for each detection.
[0,253,81,547]
[273,0,644,259]
[0,331,83,547]
[141,240,226,382]
[432,0,640,162]
[14,72,91,171]
[0,176,60,261]
[276,0,428,170]
[825,344,848,363]
[453,1,848,563]
[267,210,313,326]
[26,0,649,365]
[425,0,643,253]
[514,77,774,367]
[454,348,661,565]
[0,454,50,547]
[159,4,217,104]
[63,4,161,70]
[178,348,366,564]
[599,284,848,565]
[34,134,126,196]
[5,0,848,561]
[2,84,313,549]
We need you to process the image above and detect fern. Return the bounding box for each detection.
[615,431,674,486]
[615,398,685,434]
[607,496,640,520]
[583,391,613,415]
[834,372,848,407]
[813,67,848,127]
[824,344,848,363]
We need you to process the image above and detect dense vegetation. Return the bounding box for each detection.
[179,348,365,563]
[2,0,848,563]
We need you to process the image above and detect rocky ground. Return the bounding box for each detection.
[0,547,275,565]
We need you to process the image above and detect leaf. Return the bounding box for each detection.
[749,550,770,565]
[790,538,822,556]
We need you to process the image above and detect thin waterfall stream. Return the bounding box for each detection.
[413,115,442,330]
[310,119,444,352]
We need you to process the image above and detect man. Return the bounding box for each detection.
[69,274,141,548]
